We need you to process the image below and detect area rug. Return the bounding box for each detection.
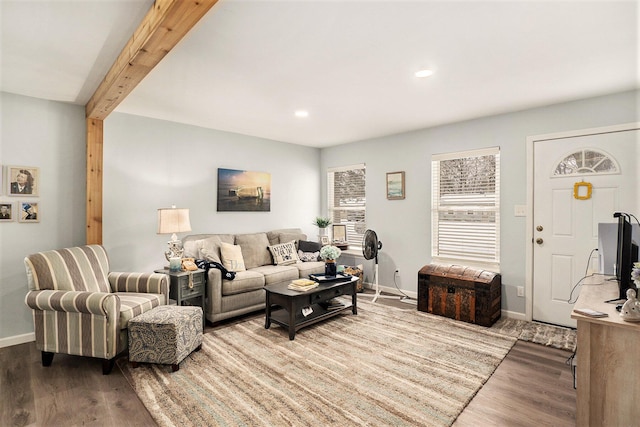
[118,300,516,427]
[490,318,576,352]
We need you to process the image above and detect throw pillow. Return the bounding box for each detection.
[235,233,272,269]
[219,242,246,272]
[298,240,322,261]
[268,240,300,266]
[298,249,320,262]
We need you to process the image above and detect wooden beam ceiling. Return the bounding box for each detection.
[86,0,219,120]
[84,0,219,244]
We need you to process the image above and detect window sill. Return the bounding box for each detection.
[431,256,500,273]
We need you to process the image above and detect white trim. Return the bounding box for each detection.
[432,146,499,161]
[327,163,365,173]
[0,332,35,348]
[525,122,640,323]
[361,281,417,300]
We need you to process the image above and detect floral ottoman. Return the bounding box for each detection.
[128,305,203,372]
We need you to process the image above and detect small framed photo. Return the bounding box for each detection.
[320,236,330,245]
[19,201,39,223]
[7,166,39,196]
[0,203,13,222]
[332,224,347,243]
[386,171,405,200]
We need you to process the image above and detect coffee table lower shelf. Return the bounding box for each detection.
[268,302,353,337]
[264,277,359,340]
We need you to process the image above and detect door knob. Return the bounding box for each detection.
[536,238,543,245]
[536,225,543,232]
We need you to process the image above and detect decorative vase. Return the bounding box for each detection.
[325,260,337,277]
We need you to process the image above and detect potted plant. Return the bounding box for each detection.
[320,245,342,277]
[314,216,332,240]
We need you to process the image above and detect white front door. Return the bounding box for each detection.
[532,127,639,327]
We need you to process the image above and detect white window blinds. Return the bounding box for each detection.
[328,164,366,249]
[431,147,500,269]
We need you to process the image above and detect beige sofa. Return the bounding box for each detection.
[183,228,325,323]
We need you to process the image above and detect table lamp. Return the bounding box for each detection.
[157,206,192,271]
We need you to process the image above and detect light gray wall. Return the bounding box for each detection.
[2,89,637,342]
[103,113,322,274]
[321,90,639,314]
[0,92,86,340]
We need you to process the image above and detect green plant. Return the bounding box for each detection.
[314,217,332,228]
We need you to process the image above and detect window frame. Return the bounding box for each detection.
[431,147,500,271]
[327,163,366,250]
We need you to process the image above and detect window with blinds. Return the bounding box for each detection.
[327,164,366,249]
[431,147,500,270]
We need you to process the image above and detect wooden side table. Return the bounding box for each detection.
[154,268,206,328]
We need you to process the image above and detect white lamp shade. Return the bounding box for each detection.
[157,208,191,235]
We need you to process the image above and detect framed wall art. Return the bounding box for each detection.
[0,203,13,222]
[217,168,271,212]
[7,166,39,196]
[19,201,39,222]
[386,171,405,200]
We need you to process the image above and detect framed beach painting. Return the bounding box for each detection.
[7,166,39,196]
[217,168,271,212]
[386,171,405,200]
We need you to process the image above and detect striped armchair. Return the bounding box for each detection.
[24,245,169,374]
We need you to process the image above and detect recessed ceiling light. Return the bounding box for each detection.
[415,69,434,78]
[294,110,309,118]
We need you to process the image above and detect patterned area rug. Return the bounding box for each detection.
[118,300,516,427]
[490,318,576,352]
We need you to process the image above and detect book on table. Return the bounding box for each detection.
[288,279,319,291]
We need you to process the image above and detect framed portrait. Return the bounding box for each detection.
[332,224,347,243]
[7,166,39,196]
[320,236,330,245]
[19,201,39,223]
[386,171,405,200]
[0,202,13,222]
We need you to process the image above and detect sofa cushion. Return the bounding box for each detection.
[251,265,299,285]
[220,242,246,272]
[235,233,272,269]
[267,240,300,266]
[295,261,326,277]
[116,292,165,329]
[266,228,304,246]
[183,234,235,258]
[197,235,224,264]
[278,232,307,246]
[222,270,265,296]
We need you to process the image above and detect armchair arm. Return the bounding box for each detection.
[108,272,169,302]
[25,290,119,316]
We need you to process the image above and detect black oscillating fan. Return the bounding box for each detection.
[362,229,383,302]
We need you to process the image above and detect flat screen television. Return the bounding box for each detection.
[613,212,639,301]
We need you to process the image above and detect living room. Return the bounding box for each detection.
[1,1,639,426]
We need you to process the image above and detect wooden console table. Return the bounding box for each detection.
[571,276,640,426]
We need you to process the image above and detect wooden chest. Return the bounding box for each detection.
[417,264,501,327]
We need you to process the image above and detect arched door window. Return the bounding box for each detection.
[552,148,620,177]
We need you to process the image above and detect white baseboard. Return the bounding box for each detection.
[500,309,527,321]
[361,282,417,300]
[0,332,35,349]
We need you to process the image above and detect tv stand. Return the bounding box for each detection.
[571,275,640,426]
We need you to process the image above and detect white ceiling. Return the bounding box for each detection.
[1,1,638,148]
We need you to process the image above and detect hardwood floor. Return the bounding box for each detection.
[1,294,576,426]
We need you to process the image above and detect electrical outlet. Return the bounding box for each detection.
[517,286,524,297]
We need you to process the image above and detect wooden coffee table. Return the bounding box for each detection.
[264,276,358,340]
